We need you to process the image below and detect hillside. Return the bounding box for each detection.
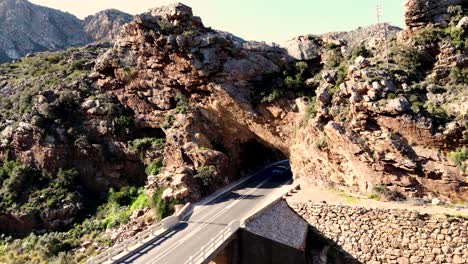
[0,0,132,63]
[0,0,466,263]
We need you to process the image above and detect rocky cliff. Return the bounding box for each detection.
[0,0,132,63]
[83,9,133,43]
[0,0,90,63]
[0,1,467,262]
[92,3,291,201]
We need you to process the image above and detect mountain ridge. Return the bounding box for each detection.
[0,0,132,63]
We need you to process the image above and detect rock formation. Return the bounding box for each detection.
[0,0,466,247]
[92,3,290,201]
[0,0,90,63]
[0,0,133,63]
[83,9,133,43]
[401,0,468,38]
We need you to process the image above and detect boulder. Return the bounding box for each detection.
[283,35,322,61]
[385,97,411,114]
[456,16,468,30]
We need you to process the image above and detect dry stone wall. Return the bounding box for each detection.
[287,200,467,264]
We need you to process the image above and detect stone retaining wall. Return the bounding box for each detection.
[287,200,467,264]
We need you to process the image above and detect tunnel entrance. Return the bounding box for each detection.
[239,138,286,172]
[132,126,166,139]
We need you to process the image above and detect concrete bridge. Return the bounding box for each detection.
[87,160,299,264]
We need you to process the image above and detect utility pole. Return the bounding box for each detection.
[376,4,390,69]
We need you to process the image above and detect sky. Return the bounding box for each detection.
[29,0,405,43]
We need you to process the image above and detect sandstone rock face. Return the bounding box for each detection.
[288,200,468,264]
[83,9,133,43]
[93,3,291,201]
[400,0,468,39]
[290,59,467,201]
[91,2,467,203]
[404,0,465,29]
[283,35,322,61]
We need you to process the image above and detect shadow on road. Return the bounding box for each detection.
[115,161,292,264]
[116,222,190,264]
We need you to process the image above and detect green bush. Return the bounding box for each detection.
[260,89,285,104]
[145,158,163,176]
[175,93,189,114]
[314,134,328,150]
[152,188,178,220]
[448,147,468,172]
[305,97,317,120]
[448,67,468,85]
[351,45,371,59]
[194,166,217,187]
[100,187,151,229]
[0,160,81,215]
[130,137,166,153]
[130,190,150,211]
[424,101,449,121]
[114,115,134,134]
[391,45,433,82]
[161,114,175,129]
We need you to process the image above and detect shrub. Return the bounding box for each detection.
[114,115,134,134]
[175,93,189,114]
[194,166,217,187]
[314,134,328,150]
[108,186,139,206]
[305,97,317,120]
[324,49,343,69]
[351,45,371,59]
[130,190,150,211]
[161,114,175,129]
[391,45,433,82]
[260,89,284,104]
[145,158,163,176]
[424,101,449,121]
[283,61,310,91]
[448,67,468,85]
[152,188,178,220]
[130,137,165,153]
[448,147,468,172]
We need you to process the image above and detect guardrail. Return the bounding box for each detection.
[85,161,290,264]
[85,204,190,264]
[184,220,240,264]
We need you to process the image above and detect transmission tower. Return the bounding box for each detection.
[376,4,390,69]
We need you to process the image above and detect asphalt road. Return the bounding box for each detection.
[117,160,291,264]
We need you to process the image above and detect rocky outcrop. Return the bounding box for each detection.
[83,9,133,43]
[404,0,465,29]
[400,0,468,38]
[290,56,467,201]
[288,200,468,264]
[93,3,291,201]
[283,35,322,61]
[0,1,466,239]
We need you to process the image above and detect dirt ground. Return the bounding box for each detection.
[288,185,468,217]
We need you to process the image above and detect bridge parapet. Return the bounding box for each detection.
[185,220,240,264]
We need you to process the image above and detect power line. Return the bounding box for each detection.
[376,4,389,69]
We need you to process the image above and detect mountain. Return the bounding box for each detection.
[0,0,466,263]
[0,0,132,63]
[83,9,133,43]
[0,0,90,62]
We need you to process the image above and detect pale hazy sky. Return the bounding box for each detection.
[29,0,405,43]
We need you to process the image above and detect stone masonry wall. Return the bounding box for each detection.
[287,200,467,264]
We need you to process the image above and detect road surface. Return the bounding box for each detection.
[117,160,291,264]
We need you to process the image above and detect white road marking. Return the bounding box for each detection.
[146,175,275,264]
